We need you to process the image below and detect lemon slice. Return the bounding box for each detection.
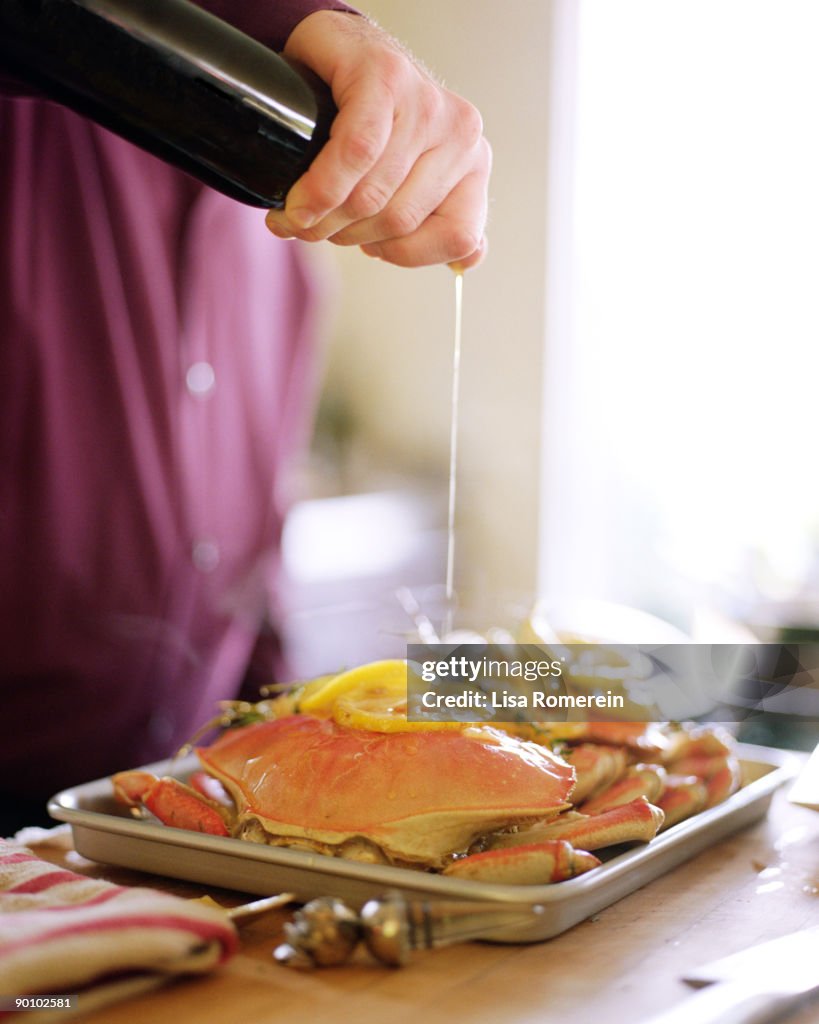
[298,659,472,733]
[299,660,407,715]
[334,690,473,733]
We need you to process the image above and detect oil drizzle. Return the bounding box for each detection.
[443,270,464,639]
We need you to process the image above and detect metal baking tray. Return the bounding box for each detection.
[47,743,797,943]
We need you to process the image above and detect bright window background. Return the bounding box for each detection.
[542,0,819,633]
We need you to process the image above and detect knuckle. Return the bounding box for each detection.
[446,221,483,262]
[454,98,484,147]
[340,128,383,172]
[382,201,426,238]
[296,226,326,244]
[344,179,392,221]
[377,47,411,87]
[296,173,339,215]
[370,45,405,81]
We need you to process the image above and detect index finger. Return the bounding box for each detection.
[282,79,395,230]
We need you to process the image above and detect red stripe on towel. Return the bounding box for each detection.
[0,887,125,912]
[0,852,41,865]
[3,913,238,961]
[7,870,88,894]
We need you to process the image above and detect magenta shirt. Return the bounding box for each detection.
[0,0,353,799]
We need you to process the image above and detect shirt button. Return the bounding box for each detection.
[186,361,216,398]
[192,539,220,573]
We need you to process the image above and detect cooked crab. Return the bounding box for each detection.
[114,713,607,881]
[114,662,746,883]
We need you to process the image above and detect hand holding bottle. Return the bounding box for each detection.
[265,11,491,270]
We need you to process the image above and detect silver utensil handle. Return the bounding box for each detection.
[644,983,803,1024]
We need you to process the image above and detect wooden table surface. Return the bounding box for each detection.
[34,776,819,1024]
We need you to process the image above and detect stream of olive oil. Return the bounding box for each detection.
[443,270,464,638]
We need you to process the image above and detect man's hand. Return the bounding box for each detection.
[264,11,491,269]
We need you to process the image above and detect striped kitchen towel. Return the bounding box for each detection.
[0,838,237,1014]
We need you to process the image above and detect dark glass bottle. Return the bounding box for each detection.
[0,0,336,207]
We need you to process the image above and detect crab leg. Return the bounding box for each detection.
[561,722,667,756]
[112,770,158,806]
[443,839,600,885]
[488,796,664,853]
[662,726,734,763]
[656,775,708,830]
[579,764,666,815]
[567,744,630,804]
[112,770,230,837]
[702,758,742,807]
[669,754,734,780]
[665,749,742,809]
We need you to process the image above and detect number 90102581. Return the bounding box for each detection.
[0,996,77,1011]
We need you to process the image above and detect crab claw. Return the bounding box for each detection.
[489,797,664,853]
[703,757,742,807]
[657,775,708,830]
[663,726,734,763]
[112,770,230,836]
[112,769,157,807]
[665,749,742,809]
[443,840,600,884]
[568,744,630,804]
[579,764,666,816]
[670,754,734,780]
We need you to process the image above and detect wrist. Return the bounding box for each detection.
[283,9,366,63]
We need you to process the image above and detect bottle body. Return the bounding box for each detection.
[0,0,336,207]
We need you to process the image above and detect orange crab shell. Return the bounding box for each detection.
[196,715,576,868]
